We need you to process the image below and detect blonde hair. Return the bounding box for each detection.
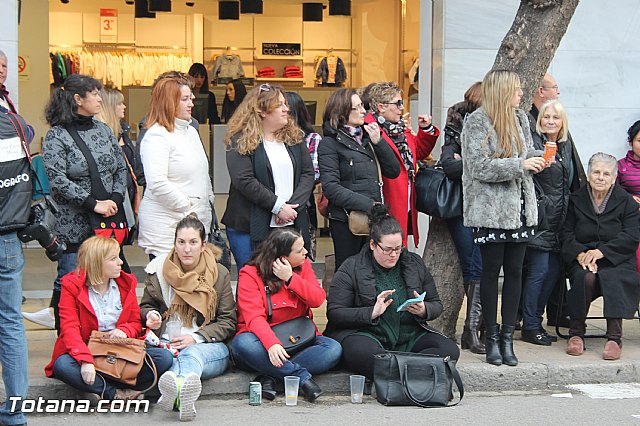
[536,99,568,143]
[76,236,121,287]
[224,84,302,155]
[96,87,124,138]
[482,70,523,158]
[368,81,402,114]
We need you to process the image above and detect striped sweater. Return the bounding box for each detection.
[617,150,640,196]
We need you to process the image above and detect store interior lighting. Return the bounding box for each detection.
[219,1,240,20]
[60,0,69,4]
[125,1,135,5]
[240,0,262,14]
[329,0,351,16]
[186,2,195,6]
[302,3,323,22]
[135,0,156,18]
[148,0,172,12]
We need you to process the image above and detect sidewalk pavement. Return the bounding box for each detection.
[15,244,640,401]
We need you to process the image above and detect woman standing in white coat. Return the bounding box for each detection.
[138,73,214,259]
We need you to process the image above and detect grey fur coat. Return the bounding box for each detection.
[461,107,540,230]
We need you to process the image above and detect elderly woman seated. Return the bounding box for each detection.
[562,152,640,360]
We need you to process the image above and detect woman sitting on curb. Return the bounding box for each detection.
[140,213,236,421]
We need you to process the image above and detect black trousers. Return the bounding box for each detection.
[329,219,367,271]
[341,333,460,380]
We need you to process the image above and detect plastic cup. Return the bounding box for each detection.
[284,376,300,406]
[165,320,182,340]
[350,375,365,403]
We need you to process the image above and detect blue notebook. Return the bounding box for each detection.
[396,292,426,312]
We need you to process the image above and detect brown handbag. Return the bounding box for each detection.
[87,331,146,386]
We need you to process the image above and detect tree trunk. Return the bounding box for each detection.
[493,0,580,108]
[422,217,464,340]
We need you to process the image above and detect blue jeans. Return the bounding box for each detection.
[446,216,482,282]
[226,227,252,274]
[52,347,174,400]
[231,333,342,385]
[170,342,229,380]
[53,252,77,292]
[522,248,563,331]
[0,232,29,425]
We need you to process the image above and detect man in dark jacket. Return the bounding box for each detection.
[0,111,31,425]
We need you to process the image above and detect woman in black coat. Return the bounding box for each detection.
[324,205,459,380]
[318,88,400,271]
[562,152,640,360]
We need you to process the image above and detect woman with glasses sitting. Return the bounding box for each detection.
[221,84,314,272]
[318,88,400,271]
[324,204,459,380]
[364,82,440,248]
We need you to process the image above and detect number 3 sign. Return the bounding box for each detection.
[100,8,118,41]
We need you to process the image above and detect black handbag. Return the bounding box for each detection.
[373,351,464,407]
[265,285,316,355]
[414,164,463,219]
[208,205,232,270]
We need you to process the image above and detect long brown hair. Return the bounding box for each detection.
[145,74,193,132]
[224,84,302,155]
[481,70,523,159]
[246,228,303,293]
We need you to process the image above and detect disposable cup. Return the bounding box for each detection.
[284,376,300,406]
[350,375,365,403]
[165,320,182,340]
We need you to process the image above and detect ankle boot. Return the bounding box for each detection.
[485,324,502,366]
[461,281,486,354]
[500,324,518,366]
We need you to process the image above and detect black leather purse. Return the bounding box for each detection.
[414,164,463,219]
[373,351,464,407]
[208,205,232,270]
[265,285,316,355]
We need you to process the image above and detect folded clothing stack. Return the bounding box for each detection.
[257,67,276,78]
[284,66,303,78]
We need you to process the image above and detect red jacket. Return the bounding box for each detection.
[45,271,143,377]
[364,113,440,247]
[235,259,325,350]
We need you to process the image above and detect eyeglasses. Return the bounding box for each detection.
[259,83,272,92]
[541,85,559,91]
[351,103,365,111]
[383,99,404,108]
[376,242,403,255]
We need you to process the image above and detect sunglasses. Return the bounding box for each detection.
[383,99,404,108]
[259,83,272,92]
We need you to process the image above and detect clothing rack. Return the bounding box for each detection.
[49,43,188,52]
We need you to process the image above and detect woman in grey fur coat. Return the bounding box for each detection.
[461,70,546,367]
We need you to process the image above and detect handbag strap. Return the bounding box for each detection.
[371,147,384,203]
[265,285,273,323]
[400,356,464,407]
[65,126,110,199]
[445,357,464,405]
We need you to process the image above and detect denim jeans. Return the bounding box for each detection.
[226,227,252,274]
[445,215,482,282]
[170,342,230,380]
[52,347,174,400]
[0,232,29,425]
[231,333,342,385]
[53,252,77,292]
[522,248,563,331]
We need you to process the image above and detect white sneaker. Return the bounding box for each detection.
[22,307,55,329]
[178,373,201,422]
[158,371,179,411]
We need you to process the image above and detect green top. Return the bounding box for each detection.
[352,260,424,351]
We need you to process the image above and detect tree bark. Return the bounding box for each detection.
[422,217,464,340]
[493,0,580,109]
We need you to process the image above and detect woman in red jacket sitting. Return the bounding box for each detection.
[231,228,342,403]
[45,236,173,400]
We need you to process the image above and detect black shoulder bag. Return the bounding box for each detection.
[66,127,129,245]
[265,284,316,355]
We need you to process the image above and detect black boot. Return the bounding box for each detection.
[485,324,502,366]
[50,289,61,336]
[461,281,486,354]
[500,324,518,366]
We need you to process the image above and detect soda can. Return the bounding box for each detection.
[249,381,262,405]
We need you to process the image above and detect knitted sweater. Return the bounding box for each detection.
[617,150,640,196]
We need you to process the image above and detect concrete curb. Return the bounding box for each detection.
[20,360,640,401]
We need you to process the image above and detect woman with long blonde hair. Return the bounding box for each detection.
[461,69,546,367]
[221,84,314,272]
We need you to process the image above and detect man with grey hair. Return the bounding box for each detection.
[0,50,18,113]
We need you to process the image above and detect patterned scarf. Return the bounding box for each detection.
[340,124,365,146]
[375,113,414,178]
[162,245,218,326]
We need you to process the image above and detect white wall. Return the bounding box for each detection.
[432,0,640,165]
[0,1,19,110]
